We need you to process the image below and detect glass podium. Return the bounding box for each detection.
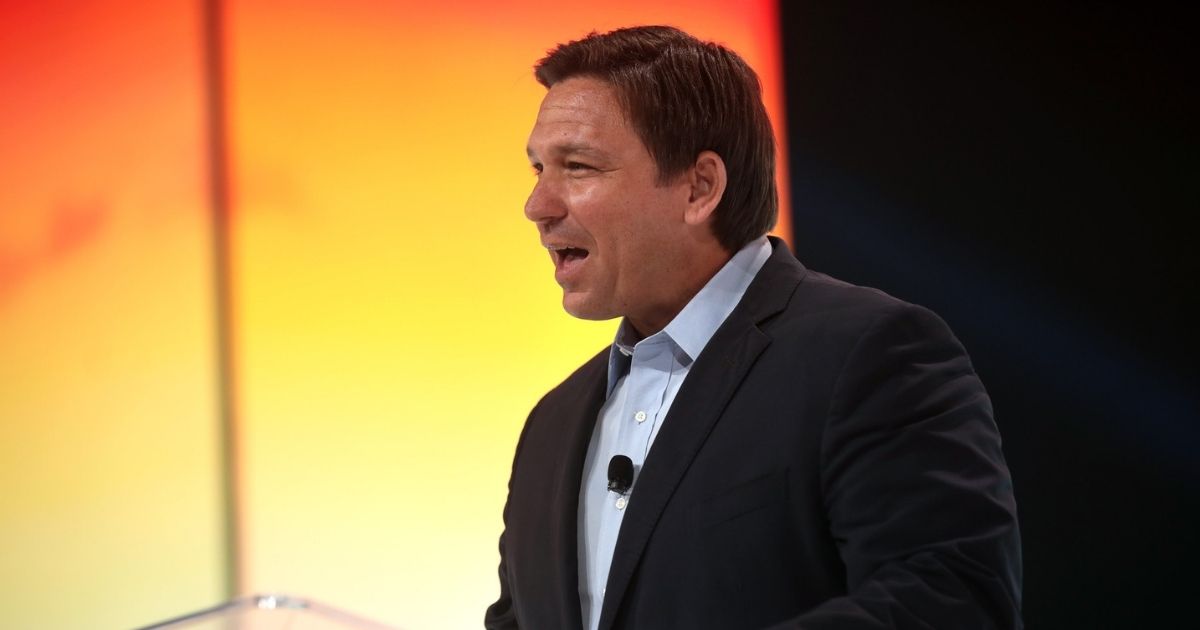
[136,594,399,630]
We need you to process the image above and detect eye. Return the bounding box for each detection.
[530,163,543,176]
[565,161,594,172]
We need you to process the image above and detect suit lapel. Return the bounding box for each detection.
[550,352,609,630]
[597,240,807,629]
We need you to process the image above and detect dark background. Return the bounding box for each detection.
[779,3,1198,627]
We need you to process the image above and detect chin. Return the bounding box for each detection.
[561,293,619,322]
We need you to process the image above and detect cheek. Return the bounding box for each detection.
[566,187,626,241]
[564,186,603,228]
[608,211,664,283]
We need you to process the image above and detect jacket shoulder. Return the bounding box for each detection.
[756,240,946,337]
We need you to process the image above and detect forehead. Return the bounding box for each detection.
[527,77,639,155]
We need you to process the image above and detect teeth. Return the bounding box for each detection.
[544,244,587,260]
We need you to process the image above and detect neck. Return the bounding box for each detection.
[625,244,733,338]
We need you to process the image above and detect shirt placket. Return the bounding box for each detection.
[588,336,676,625]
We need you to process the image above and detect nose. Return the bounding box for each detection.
[524,176,566,225]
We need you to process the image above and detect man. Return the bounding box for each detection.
[487,25,1021,630]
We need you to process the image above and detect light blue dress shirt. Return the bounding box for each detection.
[577,237,772,630]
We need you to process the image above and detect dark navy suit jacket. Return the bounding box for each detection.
[486,238,1022,629]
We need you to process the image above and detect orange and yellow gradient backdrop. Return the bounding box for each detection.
[1,1,785,628]
[0,1,224,629]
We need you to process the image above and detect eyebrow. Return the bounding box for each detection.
[526,142,610,161]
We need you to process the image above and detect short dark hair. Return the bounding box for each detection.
[534,25,778,252]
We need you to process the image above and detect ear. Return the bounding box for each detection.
[683,150,727,227]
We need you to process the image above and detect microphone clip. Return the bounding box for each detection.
[607,454,634,495]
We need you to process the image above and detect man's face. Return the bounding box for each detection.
[525,77,692,332]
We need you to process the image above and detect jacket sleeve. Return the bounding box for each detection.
[483,526,519,629]
[485,400,544,630]
[774,303,1022,629]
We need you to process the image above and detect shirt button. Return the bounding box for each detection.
[634,410,647,423]
[615,496,627,510]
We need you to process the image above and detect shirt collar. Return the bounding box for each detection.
[606,236,772,394]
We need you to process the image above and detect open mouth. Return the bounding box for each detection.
[547,245,590,282]
[552,246,589,265]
